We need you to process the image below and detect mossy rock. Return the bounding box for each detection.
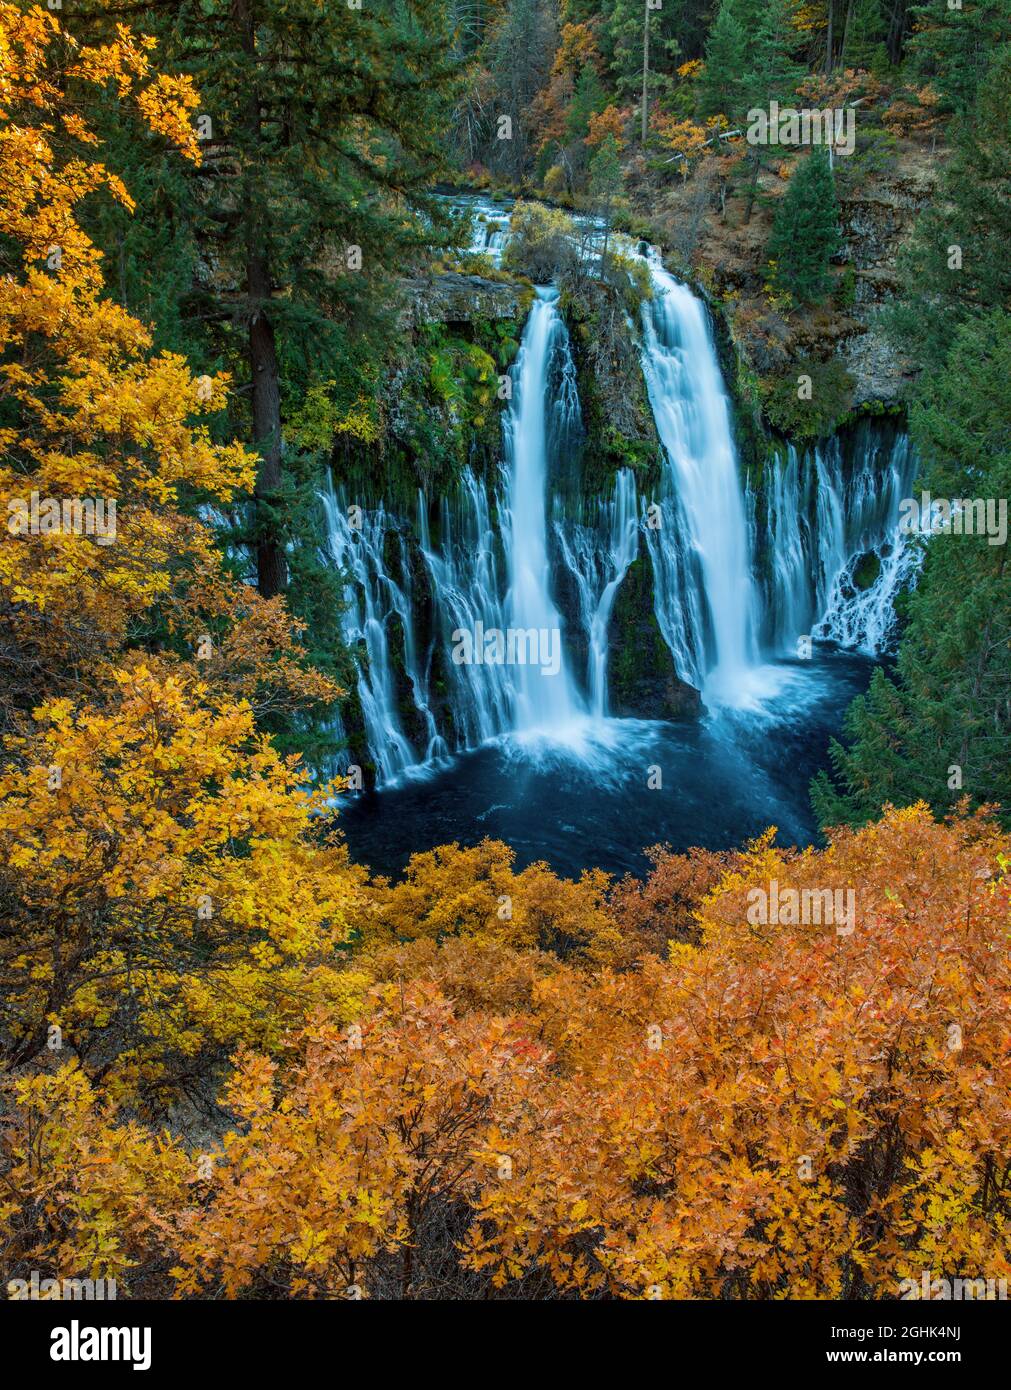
[853,550,882,591]
[606,555,700,720]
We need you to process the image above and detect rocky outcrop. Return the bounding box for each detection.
[401,272,527,328]
[606,555,701,721]
[636,144,940,417]
[835,155,938,401]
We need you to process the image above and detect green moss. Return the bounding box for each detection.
[759,357,857,441]
[561,275,662,496]
[853,550,882,591]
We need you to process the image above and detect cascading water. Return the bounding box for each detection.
[555,469,639,717]
[501,287,586,733]
[320,198,923,792]
[320,477,436,785]
[640,260,762,705]
[760,428,919,654]
[417,472,512,749]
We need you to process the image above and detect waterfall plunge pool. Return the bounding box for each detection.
[337,645,878,880]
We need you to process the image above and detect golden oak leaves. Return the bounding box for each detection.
[0,6,355,1122]
[0,3,254,687]
[0,1062,192,1288]
[0,5,200,284]
[186,806,1006,1301]
[0,663,363,1098]
[464,805,1011,1299]
[364,836,630,966]
[170,990,551,1299]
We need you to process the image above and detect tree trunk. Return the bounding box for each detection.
[843,0,856,66]
[234,0,286,597]
[641,0,650,145]
[248,253,286,598]
[825,0,835,74]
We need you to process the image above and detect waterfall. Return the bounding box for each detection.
[555,469,640,717]
[320,481,419,783]
[640,261,761,705]
[417,472,513,749]
[501,288,585,733]
[318,195,923,785]
[760,428,919,655]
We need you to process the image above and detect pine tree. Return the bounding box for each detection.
[605,0,679,138]
[908,0,1011,115]
[590,132,624,255]
[737,0,805,221]
[68,0,461,598]
[746,0,805,108]
[767,149,841,303]
[566,63,608,142]
[887,44,1011,373]
[840,0,888,71]
[697,0,749,121]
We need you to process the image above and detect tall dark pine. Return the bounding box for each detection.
[70,0,459,597]
[767,148,841,303]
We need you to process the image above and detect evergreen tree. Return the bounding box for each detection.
[747,0,805,108]
[840,0,888,71]
[697,0,749,121]
[908,0,1011,115]
[590,132,624,251]
[605,0,679,138]
[68,0,460,598]
[565,63,608,142]
[737,0,805,221]
[489,0,559,178]
[767,149,841,302]
[888,43,1011,373]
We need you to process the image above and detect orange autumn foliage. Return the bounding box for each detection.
[585,104,626,150]
[4,805,1009,1300]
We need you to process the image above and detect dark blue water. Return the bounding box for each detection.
[337,649,875,879]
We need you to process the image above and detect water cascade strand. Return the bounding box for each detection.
[640,261,762,705]
[502,287,586,733]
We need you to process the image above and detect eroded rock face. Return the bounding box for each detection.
[835,159,938,401]
[606,556,702,721]
[402,272,526,327]
[648,147,939,412]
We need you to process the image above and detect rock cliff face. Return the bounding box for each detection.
[835,152,938,401]
[401,271,527,328]
[636,143,940,419]
[606,557,701,722]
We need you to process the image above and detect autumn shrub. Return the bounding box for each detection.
[502,200,579,281]
[364,837,632,966]
[6,805,1007,1301]
[608,843,740,953]
[0,662,366,1106]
